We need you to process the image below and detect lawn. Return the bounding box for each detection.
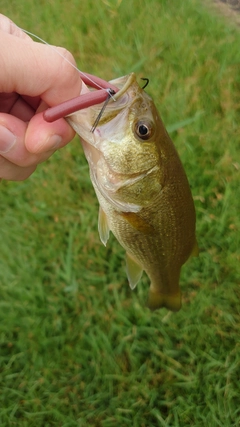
[0,0,240,426]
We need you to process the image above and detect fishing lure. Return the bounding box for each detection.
[43,76,150,124]
[43,74,119,123]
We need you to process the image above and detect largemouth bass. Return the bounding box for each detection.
[68,73,198,311]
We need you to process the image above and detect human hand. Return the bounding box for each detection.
[0,14,82,180]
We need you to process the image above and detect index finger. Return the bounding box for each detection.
[0,30,82,106]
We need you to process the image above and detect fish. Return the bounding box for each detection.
[67,73,198,311]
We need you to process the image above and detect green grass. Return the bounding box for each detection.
[1,0,240,425]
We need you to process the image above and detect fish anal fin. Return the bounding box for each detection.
[119,212,154,234]
[147,289,182,312]
[126,252,143,290]
[98,207,110,246]
[190,239,199,257]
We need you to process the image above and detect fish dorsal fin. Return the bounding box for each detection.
[98,207,110,246]
[126,252,143,290]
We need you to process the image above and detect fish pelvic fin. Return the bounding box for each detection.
[98,206,110,246]
[147,289,182,312]
[126,252,143,290]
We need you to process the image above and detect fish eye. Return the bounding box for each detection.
[134,120,154,141]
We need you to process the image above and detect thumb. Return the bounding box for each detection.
[25,112,76,154]
[0,111,75,166]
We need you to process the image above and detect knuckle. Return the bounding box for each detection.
[14,165,36,181]
[54,48,81,92]
[0,155,5,169]
[56,48,78,79]
[43,46,82,103]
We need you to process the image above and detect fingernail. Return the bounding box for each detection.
[33,134,62,153]
[0,125,16,153]
[47,134,62,150]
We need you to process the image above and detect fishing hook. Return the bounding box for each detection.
[91,88,116,133]
[141,78,149,90]
[43,73,119,123]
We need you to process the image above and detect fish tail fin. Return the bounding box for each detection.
[147,289,182,312]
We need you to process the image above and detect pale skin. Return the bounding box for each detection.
[0,14,82,181]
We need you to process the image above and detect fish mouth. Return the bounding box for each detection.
[67,73,140,144]
[89,73,137,127]
[109,73,137,101]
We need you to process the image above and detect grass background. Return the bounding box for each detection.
[0,0,240,425]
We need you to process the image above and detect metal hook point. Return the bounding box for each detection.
[141,78,149,90]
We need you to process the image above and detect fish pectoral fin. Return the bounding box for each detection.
[98,206,110,246]
[190,239,199,257]
[119,212,154,234]
[126,252,143,290]
[147,289,182,312]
